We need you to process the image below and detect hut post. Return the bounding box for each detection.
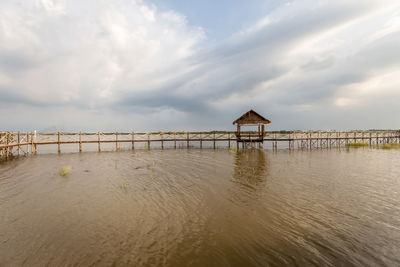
[132,132,135,150]
[17,131,21,156]
[98,132,101,152]
[228,132,231,148]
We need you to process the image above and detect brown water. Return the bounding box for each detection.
[0,148,399,266]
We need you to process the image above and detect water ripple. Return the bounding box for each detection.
[0,149,399,266]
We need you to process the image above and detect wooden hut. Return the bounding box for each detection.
[233,110,271,143]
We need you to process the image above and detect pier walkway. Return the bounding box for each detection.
[1,130,399,159]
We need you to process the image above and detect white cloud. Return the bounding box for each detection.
[0,0,204,108]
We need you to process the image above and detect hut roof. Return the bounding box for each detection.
[233,110,271,125]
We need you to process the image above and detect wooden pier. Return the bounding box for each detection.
[1,130,400,159]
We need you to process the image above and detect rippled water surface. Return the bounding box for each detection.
[1,148,400,266]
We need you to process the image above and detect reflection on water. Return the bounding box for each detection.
[0,149,400,266]
[233,149,268,190]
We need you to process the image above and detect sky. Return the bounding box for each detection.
[1,0,400,132]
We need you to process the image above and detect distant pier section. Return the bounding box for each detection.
[1,130,400,159]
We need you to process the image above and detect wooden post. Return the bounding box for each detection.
[161,133,164,150]
[318,132,320,148]
[115,132,119,151]
[187,132,189,149]
[328,132,331,148]
[98,132,101,152]
[34,131,37,154]
[5,132,9,159]
[27,133,30,154]
[325,132,328,149]
[336,132,339,147]
[147,133,150,149]
[174,132,177,149]
[369,132,372,146]
[132,132,135,150]
[228,133,231,148]
[17,131,21,156]
[200,133,202,149]
[30,132,33,154]
[213,132,216,149]
[79,132,82,152]
[58,132,61,153]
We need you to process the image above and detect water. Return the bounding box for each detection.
[0,148,399,266]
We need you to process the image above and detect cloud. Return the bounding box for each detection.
[0,0,400,131]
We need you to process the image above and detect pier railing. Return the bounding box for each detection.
[1,130,400,159]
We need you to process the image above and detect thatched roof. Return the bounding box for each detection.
[233,110,271,125]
